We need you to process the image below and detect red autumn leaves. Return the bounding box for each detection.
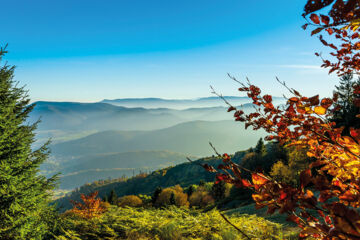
[201,80,360,239]
[69,191,106,219]
[304,0,360,75]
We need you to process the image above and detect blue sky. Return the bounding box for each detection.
[2,0,338,102]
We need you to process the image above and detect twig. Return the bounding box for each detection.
[219,212,251,240]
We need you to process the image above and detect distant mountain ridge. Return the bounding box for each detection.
[43,119,264,190]
[30,97,278,191]
[50,120,265,158]
[101,96,285,109]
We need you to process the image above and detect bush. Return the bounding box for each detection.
[117,195,143,207]
[189,186,215,208]
[155,185,189,207]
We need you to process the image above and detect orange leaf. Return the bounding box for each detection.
[320,98,333,109]
[320,14,330,25]
[350,128,360,138]
[310,14,320,24]
[308,95,320,105]
[241,179,252,187]
[252,173,268,187]
[314,106,326,115]
[311,27,323,36]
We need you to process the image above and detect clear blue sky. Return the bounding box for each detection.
[1,0,338,102]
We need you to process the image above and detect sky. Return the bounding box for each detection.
[1,0,339,102]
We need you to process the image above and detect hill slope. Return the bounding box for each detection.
[51,120,265,158]
[55,155,228,210]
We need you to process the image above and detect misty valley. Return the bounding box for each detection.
[33,97,278,190]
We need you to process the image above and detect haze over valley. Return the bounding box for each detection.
[31,96,280,190]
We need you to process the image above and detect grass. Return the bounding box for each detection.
[54,206,299,239]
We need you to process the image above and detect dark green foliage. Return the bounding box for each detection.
[240,141,285,176]
[108,189,117,205]
[270,147,310,187]
[0,47,57,239]
[261,142,287,173]
[255,138,266,156]
[199,180,205,186]
[169,192,176,205]
[152,187,162,204]
[186,185,195,197]
[211,181,226,201]
[332,73,360,135]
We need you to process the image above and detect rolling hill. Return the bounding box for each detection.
[101,96,285,109]
[54,150,189,189]
[50,120,265,158]
[54,155,225,211]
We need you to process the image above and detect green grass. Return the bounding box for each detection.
[54,206,299,239]
[225,203,297,226]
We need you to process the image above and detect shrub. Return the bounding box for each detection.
[155,185,189,207]
[189,186,215,208]
[117,195,143,208]
[68,191,106,219]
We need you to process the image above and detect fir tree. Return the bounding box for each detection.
[0,46,57,239]
[332,73,360,135]
[108,189,118,205]
[186,185,195,197]
[169,192,176,205]
[152,187,162,204]
[254,138,266,156]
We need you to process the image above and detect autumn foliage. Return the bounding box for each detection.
[302,0,360,75]
[199,1,360,239]
[69,191,107,219]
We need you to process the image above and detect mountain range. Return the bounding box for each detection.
[31,97,279,190]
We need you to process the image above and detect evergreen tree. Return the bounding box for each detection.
[151,187,162,204]
[254,138,266,156]
[169,192,176,205]
[108,189,118,205]
[211,181,226,201]
[0,46,57,239]
[186,185,195,197]
[332,73,360,135]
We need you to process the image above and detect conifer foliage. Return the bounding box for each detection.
[0,46,57,239]
[332,73,360,135]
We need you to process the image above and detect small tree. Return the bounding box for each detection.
[0,46,58,239]
[155,185,189,207]
[152,187,162,204]
[254,138,266,156]
[189,186,215,208]
[69,191,106,219]
[186,185,196,197]
[332,73,360,135]
[108,189,118,205]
